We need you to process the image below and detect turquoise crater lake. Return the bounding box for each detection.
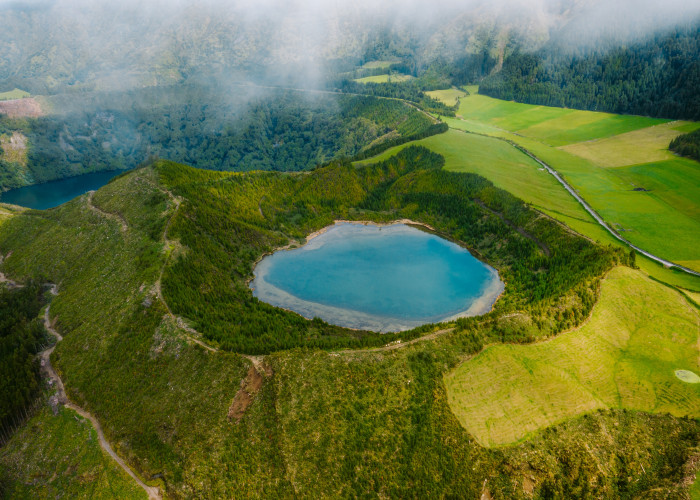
[250,222,504,332]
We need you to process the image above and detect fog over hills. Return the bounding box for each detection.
[2,0,699,93]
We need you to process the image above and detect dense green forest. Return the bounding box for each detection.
[159,146,627,354]
[0,87,437,191]
[670,128,700,161]
[0,282,48,440]
[479,24,700,120]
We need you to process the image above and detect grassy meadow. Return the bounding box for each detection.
[445,266,700,447]
[425,88,468,107]
[453,90,667,146]
[559,121,700,167]
[0,88,30,101]
[354,73,413,84]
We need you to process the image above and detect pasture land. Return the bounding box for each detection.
[444,101,700,274]
[425,88,467,107]
[560,121,700,167]
[0,88,30,101]
[354,73,413,84]
[456,91,668,146]
[444,266,700,447]
[0,406,148,498]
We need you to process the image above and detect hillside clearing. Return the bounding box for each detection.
[0,88,30,101]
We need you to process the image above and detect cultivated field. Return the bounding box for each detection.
[0,88,30,101]
[454,90,666,146]
[440,90,700,275]
[444,266,700,447]
[425,88,467,107]
[354,73,413,84]
[360,60,398,70]
[560,121,700,167]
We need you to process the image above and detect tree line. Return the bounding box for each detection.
[0,282,49,441]
[479,23,700,120]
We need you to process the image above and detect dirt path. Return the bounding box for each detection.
[86,191,128,233]
[41,298,161,500]
[332,327,455,355]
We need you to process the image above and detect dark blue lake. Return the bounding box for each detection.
[250,222,504,332]
[0,170,126,210]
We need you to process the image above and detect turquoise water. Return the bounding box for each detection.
[250,222,504,332]
[0,170,125,210]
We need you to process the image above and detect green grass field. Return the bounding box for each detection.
[0,88,30,101]
[354,73,413,84]
[445,266,700,447]
[456,92,668,146]
[0,406,148,499]
[360,60,398,70]
[425,88,467,107]
[560,121,700,167]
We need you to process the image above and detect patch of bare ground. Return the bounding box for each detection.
[0,131,28,165]
[228,364,270,423]
[680,452,700,490]
[0,98,43,118]
[480,479,493,500]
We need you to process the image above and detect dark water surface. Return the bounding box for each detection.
[1,170,125,210]
[250,222,504,332]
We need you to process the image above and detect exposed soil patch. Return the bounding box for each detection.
[1,131,28,165]
[228,366,265,423]
[0,98,43,118]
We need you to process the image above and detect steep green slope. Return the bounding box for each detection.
[0,406,148,499]
[0,154,697,498]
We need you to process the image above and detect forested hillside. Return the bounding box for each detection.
[479,23,700,120]
[0,87,436,191]
[0,282,48,440]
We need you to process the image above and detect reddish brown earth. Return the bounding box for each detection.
[0,98,43,118]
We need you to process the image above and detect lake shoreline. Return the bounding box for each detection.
[249,221,505,333]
